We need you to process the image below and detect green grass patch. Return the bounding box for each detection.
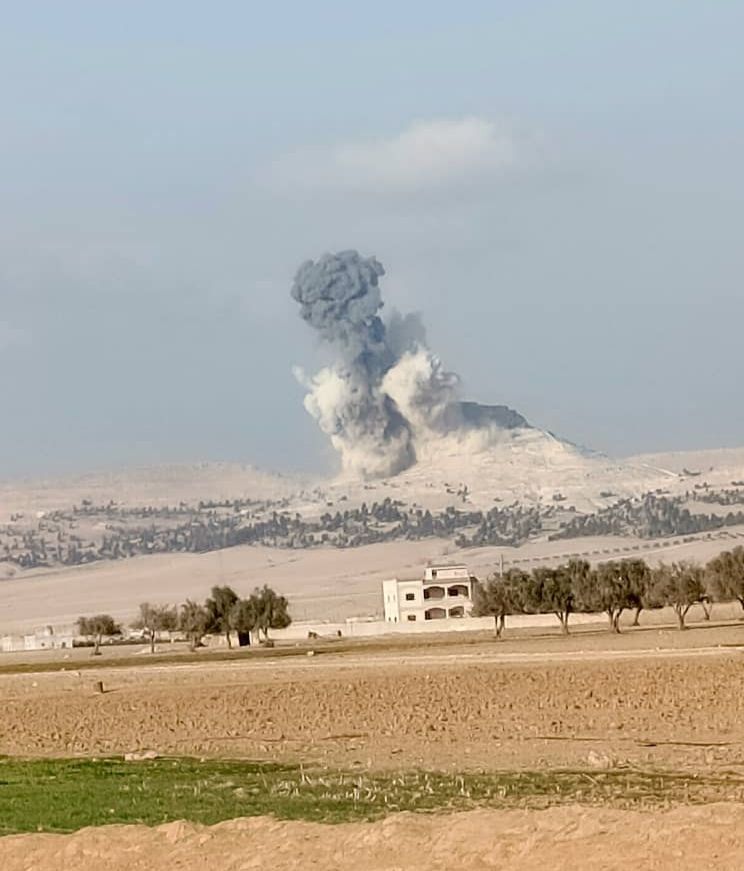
[1,757,743,835]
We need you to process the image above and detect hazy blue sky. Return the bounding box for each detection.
[1,1,743,478]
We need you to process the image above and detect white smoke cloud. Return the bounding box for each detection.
[381,348,460,436]
[269,117,528,195]
[291,250,529,480]
[294,364,415,479]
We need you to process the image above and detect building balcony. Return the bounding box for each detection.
[422,584,470,601]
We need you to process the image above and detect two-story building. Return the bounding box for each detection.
[382,564,475,624]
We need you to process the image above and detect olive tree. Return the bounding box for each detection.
[179,599,209,651]
[472,569,528,639]
[525,565,574,634]
[623,558,652,626]
[230,597,258,646]
[205,585,240,648]
[575,560,641,633]
[707,546,744,616]
[251,584,291,641]
[651,562,706,630]
[132,602,178,653]
[77,614,121,655]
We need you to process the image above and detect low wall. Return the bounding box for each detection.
[269,611,607,642]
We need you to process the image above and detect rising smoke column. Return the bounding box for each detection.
[291,250,528,479]
[291,251,416,478]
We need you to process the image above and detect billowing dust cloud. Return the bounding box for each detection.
[291,250,528,479]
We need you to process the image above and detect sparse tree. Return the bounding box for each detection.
[230,597,259,646]
[707,546,744,616]
[132,602,178,653]
[651,562,707,630]
[622,558,652,626]
[525,565,574,634]
[205,585,240,648]
[575,560,640,633]
[77,614,121,655]
[251,584,291,641]
[179,599,209,651]
[472,569,527,638]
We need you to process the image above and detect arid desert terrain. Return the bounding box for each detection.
[2,450,744,869]
[2,621,744,869]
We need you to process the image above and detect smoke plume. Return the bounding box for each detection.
[291,250,528,479]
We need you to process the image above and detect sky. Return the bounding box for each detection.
[1,1,743,479]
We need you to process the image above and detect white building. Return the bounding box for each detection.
[0,625,75,653]
[382,564,476,625]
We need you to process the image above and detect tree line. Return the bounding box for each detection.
[77,584,291,654]
[6,488,744,573]
[473,546,744,637]
[552,492,744,541]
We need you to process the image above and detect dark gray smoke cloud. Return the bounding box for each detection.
[291,251,391,375]
[291,249,528,479]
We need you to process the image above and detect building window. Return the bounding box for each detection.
[407,614,416,622]
[431,569,438,579]
[424,607,446,620]
[405,593,415,601]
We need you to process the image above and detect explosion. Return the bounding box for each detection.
[291,250,528,478]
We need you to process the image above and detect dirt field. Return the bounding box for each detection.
[2,626,744,771]
[3,626,744,868]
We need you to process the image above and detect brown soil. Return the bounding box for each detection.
[4,636,744,869]
[3,804,744,870]
[2,641,744,773]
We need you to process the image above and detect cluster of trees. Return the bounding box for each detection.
[455,504,545,548]
[3,497,560,571]
[77,584,291,654]
[553,493,744,540]
[7,487,744,575]
[694,488,744,506]
[473,546,744,637]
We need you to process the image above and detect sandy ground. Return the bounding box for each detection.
[3,804,744,870]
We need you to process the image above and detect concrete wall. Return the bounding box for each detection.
[270,610,608,642]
